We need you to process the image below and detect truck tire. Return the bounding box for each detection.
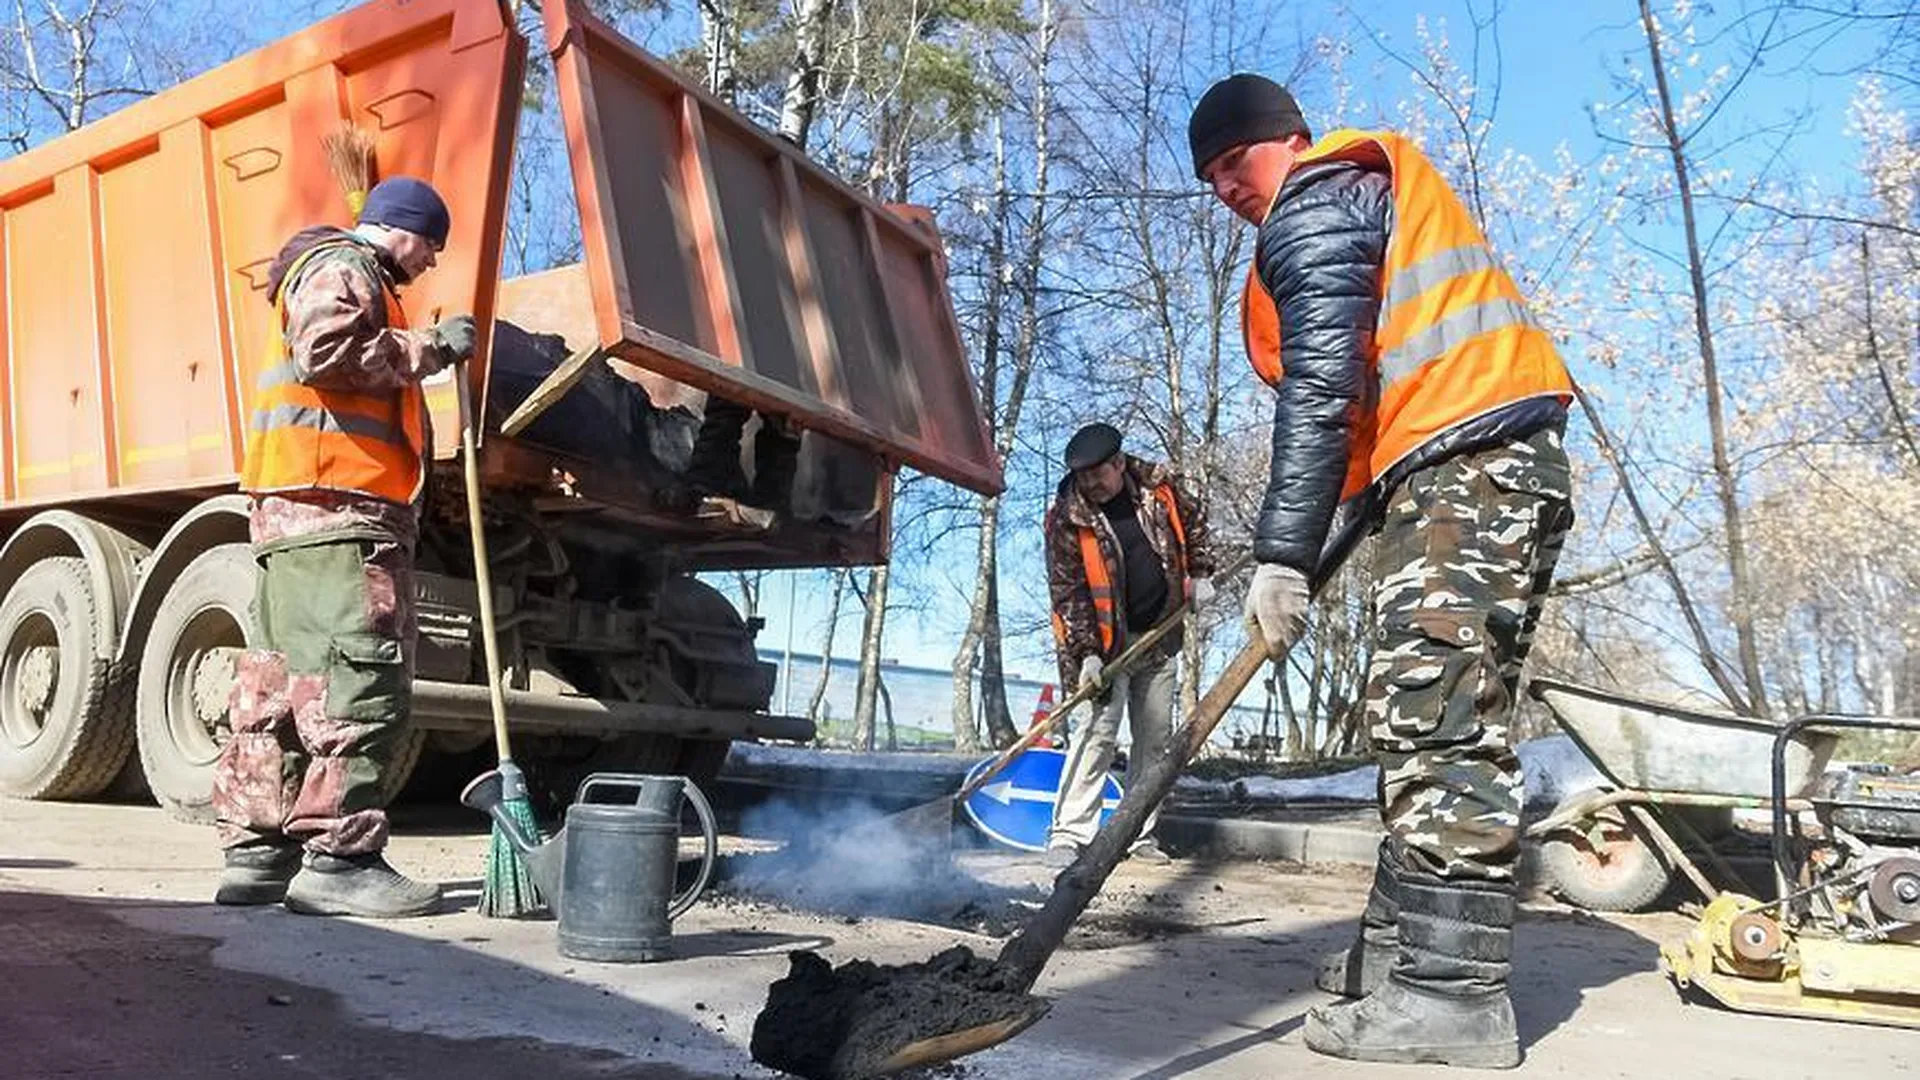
[1539,788,1672,913]
[135,544,424,823]
[0,557,134,799]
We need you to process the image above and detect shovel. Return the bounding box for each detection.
[874,551,1253,856]
[751,503,1375,1080]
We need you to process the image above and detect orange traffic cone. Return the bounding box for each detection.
[1032,684,1061,748]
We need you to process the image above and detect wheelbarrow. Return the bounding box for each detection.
[1522,678,1841,913]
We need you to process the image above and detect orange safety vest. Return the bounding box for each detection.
[1241,129,1572,494]
[239,241,427,504]
[1051,483,1188,657]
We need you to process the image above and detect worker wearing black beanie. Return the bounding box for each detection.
[1190,69,1575,1073]
[1187,73,1310,180]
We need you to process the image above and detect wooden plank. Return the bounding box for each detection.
[498,344,606,436]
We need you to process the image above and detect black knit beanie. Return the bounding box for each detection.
[358,177,451,248]
[1188,74,1310,180]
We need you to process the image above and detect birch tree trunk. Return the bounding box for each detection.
[697,0,737,103]
[978,572,1018,746]
[851,563,889,752]
[779,0,836,145]
[806,570,846,736]
[1637,0,1769,714]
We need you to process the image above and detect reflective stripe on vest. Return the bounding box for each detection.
[238,241,426,504]
[1054,481,1188,657]
[1239,129,1572,489]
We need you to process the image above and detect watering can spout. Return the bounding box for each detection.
[459,767,564,898]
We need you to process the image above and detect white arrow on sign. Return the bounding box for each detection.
[977,780,1119,809]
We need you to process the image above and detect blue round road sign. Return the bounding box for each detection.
[960,747,1123,852]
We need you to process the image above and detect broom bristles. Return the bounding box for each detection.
[479,795,548,918]
[321,125,377,217]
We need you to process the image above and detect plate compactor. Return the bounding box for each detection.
[1662,716,1920,1029]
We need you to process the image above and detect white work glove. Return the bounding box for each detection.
[1189,577,1216,607]
[1078,655,1104,692]
[1244,563,1311,658]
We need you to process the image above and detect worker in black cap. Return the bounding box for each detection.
[1189,73,1575,1068]
[1042,423,1215,866]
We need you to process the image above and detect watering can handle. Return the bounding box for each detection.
[669,779,718,920]
[574,773,718,920]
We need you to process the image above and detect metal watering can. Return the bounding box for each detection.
[461,770,717,962]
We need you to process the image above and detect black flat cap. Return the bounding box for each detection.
[1065,423,1122,471]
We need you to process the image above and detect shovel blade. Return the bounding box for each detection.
[871,1001,1052,1074]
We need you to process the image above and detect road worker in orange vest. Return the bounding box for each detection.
[1043,423,1216,868]
[212,177,477,919]
[1191,75,1576,1067]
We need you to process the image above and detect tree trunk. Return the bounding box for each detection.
[948,494,996,753]
[1574,385,1751,712]
[778,0,835,146]
[979,571,1018,746]
[806,570,846,736]
[1638,0,1768,715]
[697,0,737,103]
[852,564,889,752]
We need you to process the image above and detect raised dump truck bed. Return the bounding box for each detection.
[0,0,997,819]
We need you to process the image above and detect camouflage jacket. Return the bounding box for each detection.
[1045,455,1216,689]
[249,227,439,549]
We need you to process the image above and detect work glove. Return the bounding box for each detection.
[430,314,477,365]
[1244,563,1310,658]
[1078,654,1105,693]
[1189,577,1216,607]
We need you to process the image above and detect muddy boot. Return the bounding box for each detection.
[214,836,303,906]
[1315,838,1399,997]
[1305,868,1519,1069]
[284,851,442,919]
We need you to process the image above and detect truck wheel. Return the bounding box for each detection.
[135,544,424,823]
[136,544,255,822]
[1539,788,1672,913]
[0,557,133,799]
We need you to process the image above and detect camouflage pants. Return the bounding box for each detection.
[1365,424,1573,881]
[212,536,416,856]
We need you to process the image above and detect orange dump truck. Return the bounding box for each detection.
[0,0,1000,819]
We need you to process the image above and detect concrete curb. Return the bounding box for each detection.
[1159,813,1383,865]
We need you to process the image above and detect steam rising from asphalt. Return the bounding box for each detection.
[717,798,1039,929]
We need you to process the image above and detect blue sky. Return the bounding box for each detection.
[110,1,1890,691]
[737,0,1899,685]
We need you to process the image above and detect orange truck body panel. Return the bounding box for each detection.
[542,0,1001,494]
[0,0,524,510]
[0,0,999,520]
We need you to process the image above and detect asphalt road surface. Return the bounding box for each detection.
[0,799,1911,1079]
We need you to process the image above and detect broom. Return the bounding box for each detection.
[318,123,541,914]
[321,125,377,218]
[455,358,547,917]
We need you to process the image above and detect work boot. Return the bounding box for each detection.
[1128,838,1174,866]
[1042,843,1082,869]
[1315,838,1399,997]
[1305,867,1520,1069]
[284,851,442,919]
[214,836,303,906]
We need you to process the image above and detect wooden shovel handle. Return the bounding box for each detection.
[955,551,1254,803]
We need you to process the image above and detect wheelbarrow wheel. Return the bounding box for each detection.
[1539,788,1672,913]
